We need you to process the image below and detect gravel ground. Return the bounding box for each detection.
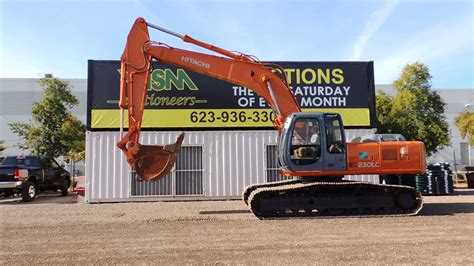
[1,189,473,265]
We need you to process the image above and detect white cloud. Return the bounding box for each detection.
[350,0,399,61]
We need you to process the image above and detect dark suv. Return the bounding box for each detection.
[0,155,71,202]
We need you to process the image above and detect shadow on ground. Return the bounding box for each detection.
[419,188,474,216]
[0,192,77,205]
[201,190,474,217]
[201,203,474,217]
[420,202,474,216]
[199,210,250,215]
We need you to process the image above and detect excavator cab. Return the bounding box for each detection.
[278,112,347,174]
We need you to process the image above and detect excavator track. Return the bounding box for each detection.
[247,181,423,219]
[242,179,301,205]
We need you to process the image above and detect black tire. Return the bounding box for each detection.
[21,181,37,202]
[61,178,70,196]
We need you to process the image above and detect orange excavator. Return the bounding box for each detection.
[117,17,426,218]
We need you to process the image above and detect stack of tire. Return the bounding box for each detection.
[384,163,454,195]
[414,163,454,195]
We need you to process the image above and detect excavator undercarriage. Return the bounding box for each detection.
[244,179,423,219]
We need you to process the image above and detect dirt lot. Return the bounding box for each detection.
[1,190,473,265]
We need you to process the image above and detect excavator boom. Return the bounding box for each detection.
[117,18,184,181]
[118,17,300,181]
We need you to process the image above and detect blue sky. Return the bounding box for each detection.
[0,0,473,88]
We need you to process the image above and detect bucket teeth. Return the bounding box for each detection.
[133,132,185,181]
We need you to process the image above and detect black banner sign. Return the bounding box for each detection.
[87,60,375,130]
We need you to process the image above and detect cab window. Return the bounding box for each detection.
[290,119,321,165]
[325,118,344,154]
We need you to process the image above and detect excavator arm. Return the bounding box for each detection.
[117,17,301,181]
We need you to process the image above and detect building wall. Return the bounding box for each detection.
[432,89,473,168]
[0,78,87,174]
[0,78,87,154]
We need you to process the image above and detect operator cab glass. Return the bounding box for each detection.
[325,117,344,154]
[290,119,321,165]
[279,112,347,173]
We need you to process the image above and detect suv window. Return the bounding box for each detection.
[42,157,53,169]
[1,156,41,167]
[51,159,61,169]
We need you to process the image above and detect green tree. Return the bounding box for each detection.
[454,110,474,145]
[376,62,450,155]
[9,78,85,158]
[61,116,86,161]
[0,140,8,156]
[375,91,398,134]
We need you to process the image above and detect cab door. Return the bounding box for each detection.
[322,114,347,171]
[50,159,66,187]
[278,113,324,172]
[41,157,56,188]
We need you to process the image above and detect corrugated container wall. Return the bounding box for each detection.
[85,129,375,203]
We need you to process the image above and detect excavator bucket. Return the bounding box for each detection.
[130,133,185,181]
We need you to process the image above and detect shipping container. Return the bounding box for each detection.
[85,129,377,203]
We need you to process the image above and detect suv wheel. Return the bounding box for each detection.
[61,179,70,196]
[21,181,37,202]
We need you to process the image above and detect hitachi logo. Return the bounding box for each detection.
[181,56,210,69]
